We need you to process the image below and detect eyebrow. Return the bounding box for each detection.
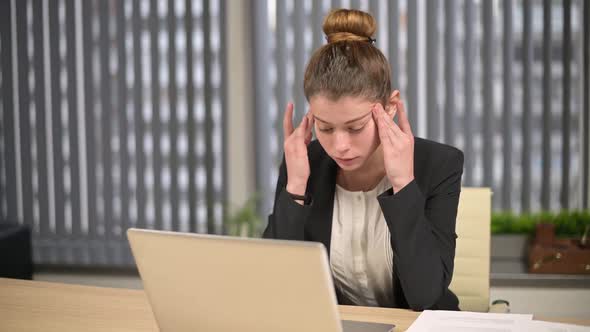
[313,110,373,126]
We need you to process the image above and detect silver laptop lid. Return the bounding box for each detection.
[128,228,344,332]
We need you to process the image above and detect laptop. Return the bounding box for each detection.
[127,228,395,332]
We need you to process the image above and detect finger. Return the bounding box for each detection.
[283,102,295,138]
[375,105,407,153]
[304,114,314,144]
[304,112,313,136]
[378,121,402,157]
[294,114,308,139]
[383,110,404,139]
[384,119,405,150]
[374,106,394,146]
[391,90,401,104]
[397,100,413,136]
[372,108,381,141]
[376,103,403,139]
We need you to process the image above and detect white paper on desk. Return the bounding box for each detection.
[406,310,533,332]
[515,320,590,332]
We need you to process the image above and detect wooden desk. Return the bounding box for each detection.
[1,278,588,331]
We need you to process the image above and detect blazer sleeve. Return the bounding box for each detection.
[262,156,312,240]
[377,148,464,310]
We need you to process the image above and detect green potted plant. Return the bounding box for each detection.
[224,195,264,238]
[491,211,590,261]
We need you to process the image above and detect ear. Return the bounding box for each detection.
[384,90,400,117]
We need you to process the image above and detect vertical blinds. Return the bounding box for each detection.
[0,0,226,266]
[252,0,588,215]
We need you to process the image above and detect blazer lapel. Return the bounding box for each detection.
[305,155,337,257]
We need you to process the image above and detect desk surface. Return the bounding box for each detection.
[1,278,588,331]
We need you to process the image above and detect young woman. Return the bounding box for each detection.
[263,9,463,311]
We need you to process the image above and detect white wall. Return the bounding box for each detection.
[226,0,256,209]
[490,286,590,320]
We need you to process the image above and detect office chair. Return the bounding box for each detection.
[449,187,508,313]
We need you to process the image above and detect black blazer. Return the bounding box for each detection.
[263,137,464,311]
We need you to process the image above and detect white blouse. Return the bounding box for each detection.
[329,176,395,307]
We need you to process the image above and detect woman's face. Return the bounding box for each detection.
[310,95,382,171]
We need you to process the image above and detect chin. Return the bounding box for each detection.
[337,164,361,171]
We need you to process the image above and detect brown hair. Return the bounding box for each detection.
[303,9,391,105]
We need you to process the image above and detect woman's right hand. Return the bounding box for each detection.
[283,102,314,198]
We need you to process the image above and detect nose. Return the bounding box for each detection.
[334,131,351,155]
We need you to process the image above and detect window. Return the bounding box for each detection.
[0,0,226,266]
[251,0,589,215]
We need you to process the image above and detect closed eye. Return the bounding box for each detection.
[349,119,370,133]
[348,126,364,133]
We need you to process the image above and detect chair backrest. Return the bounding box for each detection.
[449,187,492,312]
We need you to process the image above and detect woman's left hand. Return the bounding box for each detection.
[373,99,415,193]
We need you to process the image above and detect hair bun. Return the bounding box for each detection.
[323,9,377,44]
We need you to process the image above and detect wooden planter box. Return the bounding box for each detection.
[527,224,590,274]
[528,239,590,274]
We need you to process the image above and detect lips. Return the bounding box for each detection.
[335,157,358,164]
